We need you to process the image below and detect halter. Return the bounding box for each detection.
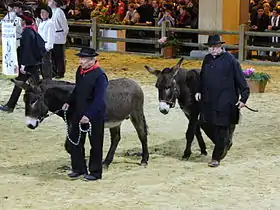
[161,83,179,108]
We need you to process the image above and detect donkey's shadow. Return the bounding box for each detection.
[122,137,214,163]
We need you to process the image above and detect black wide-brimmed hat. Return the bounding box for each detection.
[204,35,225,46]
[75,47,99,57]
[39,4,53,18]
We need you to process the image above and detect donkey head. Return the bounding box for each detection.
[11,79,49,129]
[145,57,184,115]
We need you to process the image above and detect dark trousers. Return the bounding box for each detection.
[68,121,105,178]
[52,44,66,77]
[40,51,53,80]
[6,65,40,109]
[201,123,231,161]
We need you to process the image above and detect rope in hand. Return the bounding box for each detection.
[63,110,92,146]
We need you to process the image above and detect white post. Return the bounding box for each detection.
[198,0,223,43]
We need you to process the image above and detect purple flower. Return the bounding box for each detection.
[243,67,255,77]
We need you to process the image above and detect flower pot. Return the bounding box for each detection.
[163,46,175,58]
[246,79,268,93]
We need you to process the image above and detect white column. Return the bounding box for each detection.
[198,0,223,43]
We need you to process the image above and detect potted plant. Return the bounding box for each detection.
[243,67,271,93]
[158,35,180,58]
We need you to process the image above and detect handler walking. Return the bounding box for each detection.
[195,35,250,167]
[62,47,108,181]
[0,12,42,113]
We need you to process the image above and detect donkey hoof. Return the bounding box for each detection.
[102,163,109,170]
[140,162,148,167]
[182,153,191,160]
[200,151,208,156]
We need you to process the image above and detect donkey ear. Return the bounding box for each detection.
[174,57,184,70]
[144,65,161,76]
[172,57,184,78]
[10,79,31,91]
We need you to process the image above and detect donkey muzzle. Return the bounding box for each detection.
[26,117,40,129]
[159,101,170,115]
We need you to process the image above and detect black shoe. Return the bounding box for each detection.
[0,104,14,113]
[55,75,64,79]
[83,174,101,181]
[67,171,87,179]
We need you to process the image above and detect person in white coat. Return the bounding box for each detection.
[38,5,55,79]
[2,3,17,22]
[48,0,69,79]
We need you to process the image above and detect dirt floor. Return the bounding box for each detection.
[1,49,280,210]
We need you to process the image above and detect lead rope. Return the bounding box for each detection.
[63,110,92,146]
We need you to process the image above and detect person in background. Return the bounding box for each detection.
[2,3,16,21]
[122,3,140,25]
[157,9,175,27]
[136,0,154,25]
[48,0,69,79]
[38,5,56,80]
[250,5,270,57]
[62,47,108,181]
[0,12,42,113]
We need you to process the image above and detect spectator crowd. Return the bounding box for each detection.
[249,0,280,59]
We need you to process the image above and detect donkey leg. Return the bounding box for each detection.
[102,126,121,169]
[195,125,207,156]
[130,111,149,166]
[182,116,198,160]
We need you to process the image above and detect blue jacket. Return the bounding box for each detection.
[68,65,108,122]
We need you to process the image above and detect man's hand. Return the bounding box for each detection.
[195,93,201,101]
[236,101,246,109]
[62,103,69,111]
[80,116,90,124]
[20,65,26,74]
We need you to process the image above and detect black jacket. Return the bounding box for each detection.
[199,52,250,126]
[20,27,41,66]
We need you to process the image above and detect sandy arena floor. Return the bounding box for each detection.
[0,50,280,210]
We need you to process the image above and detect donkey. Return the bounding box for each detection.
[11,78,149,168]
[145,57,236,160]
[145,58,206,160]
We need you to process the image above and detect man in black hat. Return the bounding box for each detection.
[195,35,250,167]
[62,47,108,181]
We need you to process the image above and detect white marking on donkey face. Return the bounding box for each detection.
[105,121,123,128]
[25,116,39,128]
[159,101,170,113]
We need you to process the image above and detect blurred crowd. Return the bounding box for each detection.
[1,0,198,28]
[249,0,280,58]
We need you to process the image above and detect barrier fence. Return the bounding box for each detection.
[67,18,280,66]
